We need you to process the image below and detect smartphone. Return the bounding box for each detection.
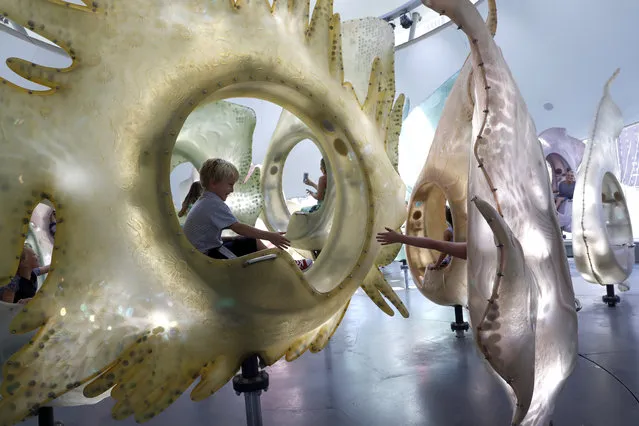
[303,172,309,181]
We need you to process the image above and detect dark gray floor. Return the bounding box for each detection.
[27,261,639,426]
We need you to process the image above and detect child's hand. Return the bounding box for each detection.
[268,232,291,250]
[376,227,403,245]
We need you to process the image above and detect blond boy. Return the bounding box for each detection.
[183,158,312,270]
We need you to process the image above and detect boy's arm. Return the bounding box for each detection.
[229,222,291,250]
[229,222,269,240]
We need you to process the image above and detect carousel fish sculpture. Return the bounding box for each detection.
[572,70,635,291]
[261,16,408,317]
[0,1,406,424]
[420,0,578,424]
[261,108,336,250]
[405,0,495,309]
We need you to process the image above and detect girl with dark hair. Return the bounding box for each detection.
[49,209,57,237]
[0,244,50,304]
[430,206,455,270]
[178,181,203,218]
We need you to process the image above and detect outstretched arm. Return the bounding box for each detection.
[376,228,467,260]
[229,222,291,250]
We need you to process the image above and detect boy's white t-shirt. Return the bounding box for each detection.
[183,191,238,253]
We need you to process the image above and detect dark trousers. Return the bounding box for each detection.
[206,237,258,259]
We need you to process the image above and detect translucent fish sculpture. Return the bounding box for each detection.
[405,58,473,307]
[572,70,635,288]
[422,1,578,424]
[1,204,54,369]
[261,17,408,318]
[172,99,263,226]
[1,203,110,408]
[0,1,406,424]
[405,1,495,307]
[262,109,336,250]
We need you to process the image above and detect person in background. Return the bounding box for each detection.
[0,244,50,304]
[48,209,57,237]
[178,181,203,218]
[551,168,564,193]
[555,169,575,210]
[184,158,313,270]
[429,206,455,270]
[302,158,328,213]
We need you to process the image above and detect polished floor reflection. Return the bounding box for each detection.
[24,260,639,426]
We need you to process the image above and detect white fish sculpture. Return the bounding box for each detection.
[421,0,578,424]
[572,70,635,289]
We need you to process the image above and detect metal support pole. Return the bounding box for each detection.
[602,284,620,307]
[244,392,263,426]
[38,407,54,426]
[400,259,409,289]
[450,304,469,338]
[233,355,269,426]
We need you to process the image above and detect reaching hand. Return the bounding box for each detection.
[17,298,32,305]
[376,227,404,245]
[268,231,291,250]
[306,189,316,198]
[303,177,311,185]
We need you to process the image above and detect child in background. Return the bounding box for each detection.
[178,181,203,218]
[302,158,328,213]
[429,206,454,270]
[0,244,50,304]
